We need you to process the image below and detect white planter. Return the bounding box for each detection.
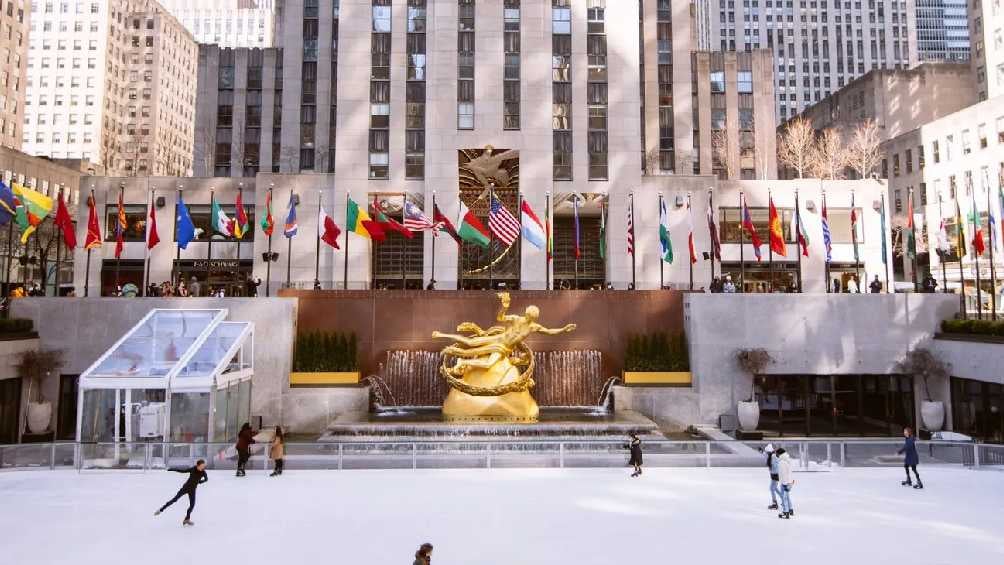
[27,401,52,434]
[737,400,760,432]
[921,401,945,432]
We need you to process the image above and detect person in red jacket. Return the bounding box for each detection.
[235,422,256,477]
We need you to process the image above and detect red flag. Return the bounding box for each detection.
[54,192,76,249]
[84,195,102,250]
[372,195,414,238]
[768,198,787,257]
[433,203,461,244]
[319,205,341,249]
[114,191,126,259]
[741,199,763,261]
[147,199,160,250]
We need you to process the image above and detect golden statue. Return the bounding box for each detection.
[432,292,576,422]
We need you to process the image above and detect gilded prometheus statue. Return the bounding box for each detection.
[432,292,576,422]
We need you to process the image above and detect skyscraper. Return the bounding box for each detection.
[0,0,29,150]
[157,0,279,48]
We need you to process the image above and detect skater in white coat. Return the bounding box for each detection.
[775,448,795,519]
[155,459,208,526]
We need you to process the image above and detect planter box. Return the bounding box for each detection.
[289,371,361,387]
[622,371,692,386]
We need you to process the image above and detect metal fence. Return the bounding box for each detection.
[1,440,1002,472]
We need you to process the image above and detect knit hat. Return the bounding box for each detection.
[764,443,774,453]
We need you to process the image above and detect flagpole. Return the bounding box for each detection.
[823,190,830,293]
[795,189,803,293]
[986,171,998,320]
[287,189,295,289]
[544,191,550,290]
[851,190,860,289]
[54,188,62,296]
[458,191,464,291]
[4,206,13,298]
[630,191,637,290]
[206,188,214,287]
[882,193,892,294]
[173,185,182,288]
[573,195,579,290]
[115,183,123,290]
[658,193,664,290]
[938,192,948,295]
[909,188,919,293]
[314,189,322,290]
[972,184,984,320]
[488,183,495,290]
[516,191,523,290]
[265,184,274,296]
[768,191,774,293]
[431,190,437,288]
[957,199,967,319]
[687,193,694,291]
[236,182,243,295]
[143,187,153,296]
[739,191,745,293]
[400,195,407,289]
[342,191,349,289]
[708,189,716,287]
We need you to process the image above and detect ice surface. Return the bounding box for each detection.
[1,467,1002,565]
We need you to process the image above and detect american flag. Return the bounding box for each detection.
[627,205,635,255]
[403,200,441,233]
[489,195,520,246]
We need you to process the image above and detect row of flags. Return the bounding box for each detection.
[0,180,76,250]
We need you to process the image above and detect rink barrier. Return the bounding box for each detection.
[0,440,1002,472]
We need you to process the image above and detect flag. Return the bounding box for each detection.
[572,196,581,259]
[955,200,967,260]
[488,195,519,246]
[821,198,832,263]
[546,204,553,261]
[850,202,859,263]
[54,192,76,249]
[0,181,15,225]
[598,205,606,260]
[742,199,763,261]
[905,193,917,259]
[433,203,461,244]
[971,197,985,256]
[114,190,126,259]
[458,200,490,248]
[685,199,697,264]
[937,215,951,255]
[768,197,787,257]
[659,196,673,264]
[283,192,298,238]
[404,200,439,233]
[520,200,546,250]
[146,197,160,250]
[707,194,721,261]
[793,198,810,257]
[176,196,196,249]
[345,196,372,240]
[85,194,102,250]
[12,183,53,243]
[990,208,1000,252]
[261,190,275,236]
[210,195,233,236]
[626,205,634,256]
[998,182,1004,251]
[233,190,250,239]
[318,205,341,249]
[372,196,413,238]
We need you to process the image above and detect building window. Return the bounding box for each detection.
[657,3,673,172]
[586,0,607,180]
[552,0,572,180]
[370,0,392,179]
[407,0,426,178]
[457,0,474,129]
[503,0,520,130]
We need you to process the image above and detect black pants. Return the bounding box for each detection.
[237,449,250,472]
[273,458,284,474]
[160,487,196,520]
[904,464,921,483]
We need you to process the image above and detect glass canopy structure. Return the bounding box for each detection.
[77,309,254,456]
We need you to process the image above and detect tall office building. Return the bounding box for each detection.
[0,0,29,151]
[915,0,970,63]
[23,0,198,176]
[970,0,1004,100]
[158,0,279,48]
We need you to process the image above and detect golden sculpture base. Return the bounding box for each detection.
[441,357,539,423]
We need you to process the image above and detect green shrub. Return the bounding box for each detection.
[0,318,34,334]
[941,318,1004,337]
[293,330,358,372]
[624,331,689,372]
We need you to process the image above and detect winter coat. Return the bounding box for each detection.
[899,436,919,466]
[777,453,794,486]
[270,437,285,460]
[766,452,780,480]
[628,437,643,465]
[236,428,256,451]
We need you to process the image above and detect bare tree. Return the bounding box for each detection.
[777,117,815,179]
[194,125,216,177]
[846,119,883,179]
[810,128,848,180]
[710,129,734,179]
[644,147,663,176]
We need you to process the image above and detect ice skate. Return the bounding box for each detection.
[788,509,795,516]
[154,510,161,516]
[778,512,790,519]
[768,503,778,510]
[901,480,912,486]
[182,519,194,527]
[269,471,278,477]
[913,482,924,489]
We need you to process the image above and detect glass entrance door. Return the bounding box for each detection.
[0,378,22,444]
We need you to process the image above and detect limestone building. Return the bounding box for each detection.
[0,0,29,150]
[23,0,198,176]
[158,0,279,48]
[970,0,1004,100]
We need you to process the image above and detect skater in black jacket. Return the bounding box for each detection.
[898,427,923,489]
[155,459,208,526]
[625,433,643,477]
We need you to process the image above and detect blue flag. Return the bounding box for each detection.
[176,196,196,249]
[283,192,298,238]
[0,180,15,225]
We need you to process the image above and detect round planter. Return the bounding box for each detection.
[737,400,760,432]
[921,401,945,432]
[27,401,52,434]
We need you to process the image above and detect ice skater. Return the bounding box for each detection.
[625,432,643,477]
[776,448,795,519]
[155,459,208,526]
[269,426,285,477]
[762,443,781,510]
[235,422,256,477]
[413,542,434,565]
[898,426,923,489]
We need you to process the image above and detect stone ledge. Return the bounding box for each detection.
[934,332,1004,344]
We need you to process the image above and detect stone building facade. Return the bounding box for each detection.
[0,0,28,151]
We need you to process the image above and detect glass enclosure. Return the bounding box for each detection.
[77,309,254,467]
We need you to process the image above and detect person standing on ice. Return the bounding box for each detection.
[625,433,643,477]
[235,422,256,477]
[269,426,285,477]
[155,459,208,526]
[775,448,795,519]
[898,427,923,489]
[762,443,781,510]
[413,542,434,565]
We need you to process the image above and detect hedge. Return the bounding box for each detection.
[0,318,34,335]
[624,331,690,372]
[292,331,358,372]
[941,319,1004,337]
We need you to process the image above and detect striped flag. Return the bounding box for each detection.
[114,190,126,259]
[488,195,519,246]
[626,205,634,255]
[283,192,298,238]
[573,196,581,259]
[821,197,832,263]
[707,193,721,261]
[403,200,440,233]
[520,200,546,250]
[742,198,763,261]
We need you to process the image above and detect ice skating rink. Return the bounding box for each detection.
[1,466,1002,565]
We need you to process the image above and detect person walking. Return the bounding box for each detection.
[869,275,883,293]
[776,448,795,519]
[763,443,781,510]
[269,426,285,477]
[413,543,434,565]
[155,459,208,526]
[898,426,923,489]
[626,433,643,477]
[235,422,256,477]
[722,275,737,293]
